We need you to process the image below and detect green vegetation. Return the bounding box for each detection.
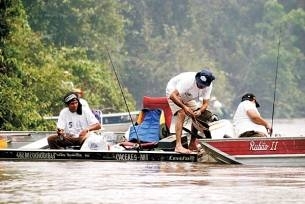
[1,0,305,130]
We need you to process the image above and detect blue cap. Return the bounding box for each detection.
[195,69,215,86]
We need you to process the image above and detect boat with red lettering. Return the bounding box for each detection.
[199,137,305,166]
[196,50,305,166]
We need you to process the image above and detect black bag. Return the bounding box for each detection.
[192,110,218,132]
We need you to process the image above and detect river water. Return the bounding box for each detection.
[1,119,305,203]
[1,162,305,204]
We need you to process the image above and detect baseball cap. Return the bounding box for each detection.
[63,92,78,104]
[241,93,260,107]
[195,69,215,87]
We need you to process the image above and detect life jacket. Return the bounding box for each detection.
[91,109,102,124]
[128,108,167,143]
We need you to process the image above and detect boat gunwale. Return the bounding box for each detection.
[199,136,305,143]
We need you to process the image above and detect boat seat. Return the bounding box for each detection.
[142,96,172,131]
[120,96,178,151]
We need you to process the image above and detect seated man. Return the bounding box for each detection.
[233,93,272,137]
[47,92,101,149]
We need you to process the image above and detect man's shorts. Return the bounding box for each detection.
[167,99,198,115]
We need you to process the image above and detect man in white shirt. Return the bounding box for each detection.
[233,93,272,137]
[47,92,101,149]
[166,69,215,153]
[73,88,90,108]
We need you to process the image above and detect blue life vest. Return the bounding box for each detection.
[129,109,162,143]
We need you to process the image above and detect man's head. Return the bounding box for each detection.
[72,88,83,98]
[241,93,260,108]
[63,92,82,114]
[195,69,215,89]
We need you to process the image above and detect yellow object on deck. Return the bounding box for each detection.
[0,136,8,148]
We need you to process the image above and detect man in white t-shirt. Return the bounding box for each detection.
[73,88,90,108]
[166,69,215,153]
[233,93,272,137]
[47,92,101,149]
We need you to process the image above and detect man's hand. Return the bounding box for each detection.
[57,129,65,140]
[266,124,273,136]
[193,109,202,117]
[183,106,195,119]
[79,129,89,137]
[57,129,64,136]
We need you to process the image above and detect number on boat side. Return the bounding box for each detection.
[270,141,278,151]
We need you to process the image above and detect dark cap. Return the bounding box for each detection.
[63,92,78,104]
[195,69,215,87]
[241,93,260,107]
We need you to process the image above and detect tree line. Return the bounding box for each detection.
[1,0,305,130]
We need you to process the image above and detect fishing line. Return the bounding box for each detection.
[271,26,281,135]
[105,47,142,153]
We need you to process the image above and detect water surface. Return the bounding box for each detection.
[1,162,304,204]
[1,119,305,203]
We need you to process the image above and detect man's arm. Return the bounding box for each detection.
[79,123,101,138]
[85,123,101,133]
[79,108,102,137]
[196,99,209,116]
[169,90,194,117]
[169,90,186,109]
[247,109,272,134]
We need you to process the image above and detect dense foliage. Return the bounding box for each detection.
[122,0,305,118]
[1,0,305,130]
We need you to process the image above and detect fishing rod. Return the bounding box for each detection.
[105,47,142,154]
[271,27,281,136]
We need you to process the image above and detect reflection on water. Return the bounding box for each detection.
[1,162,305,204]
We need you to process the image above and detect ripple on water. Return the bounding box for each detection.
[0,161,305,203]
